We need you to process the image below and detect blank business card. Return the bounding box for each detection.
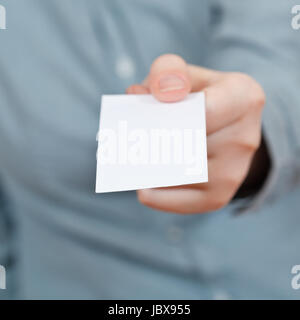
[96,92,208,193]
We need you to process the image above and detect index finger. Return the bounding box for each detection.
[204,74,264,135]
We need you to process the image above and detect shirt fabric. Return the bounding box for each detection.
[0,0,300,299]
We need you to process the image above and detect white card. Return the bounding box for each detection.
[96,92,208,193]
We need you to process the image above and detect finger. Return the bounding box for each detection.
[187,64,220,92]
[206,149,254,195]
[137,145,253,214]
[126,84,150,94]
[144,63,218,94]
[205,74,265,135]
[206,111,262,158]
[147,54,192,102]
[137,187,209,214]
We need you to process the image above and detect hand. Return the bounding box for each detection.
[127,54,266,214]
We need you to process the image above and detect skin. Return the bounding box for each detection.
[127,54,267,214]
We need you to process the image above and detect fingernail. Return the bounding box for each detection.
[159,75,186,93]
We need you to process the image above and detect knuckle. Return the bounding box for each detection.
[239,139,260,153]
[246,82,266,110]
[227,72,250,87]
[250,86,266,110]
[227,72,266,110]
[239,132,262,153]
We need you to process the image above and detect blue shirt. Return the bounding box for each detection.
[0,0,300,299]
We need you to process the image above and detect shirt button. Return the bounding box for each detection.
[213,290,231,300]
[115,56,136,79]
[167,225,183,244]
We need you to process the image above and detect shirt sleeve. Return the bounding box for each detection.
[204,0,300,212]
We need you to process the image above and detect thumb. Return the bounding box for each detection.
[147,54,192,103]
